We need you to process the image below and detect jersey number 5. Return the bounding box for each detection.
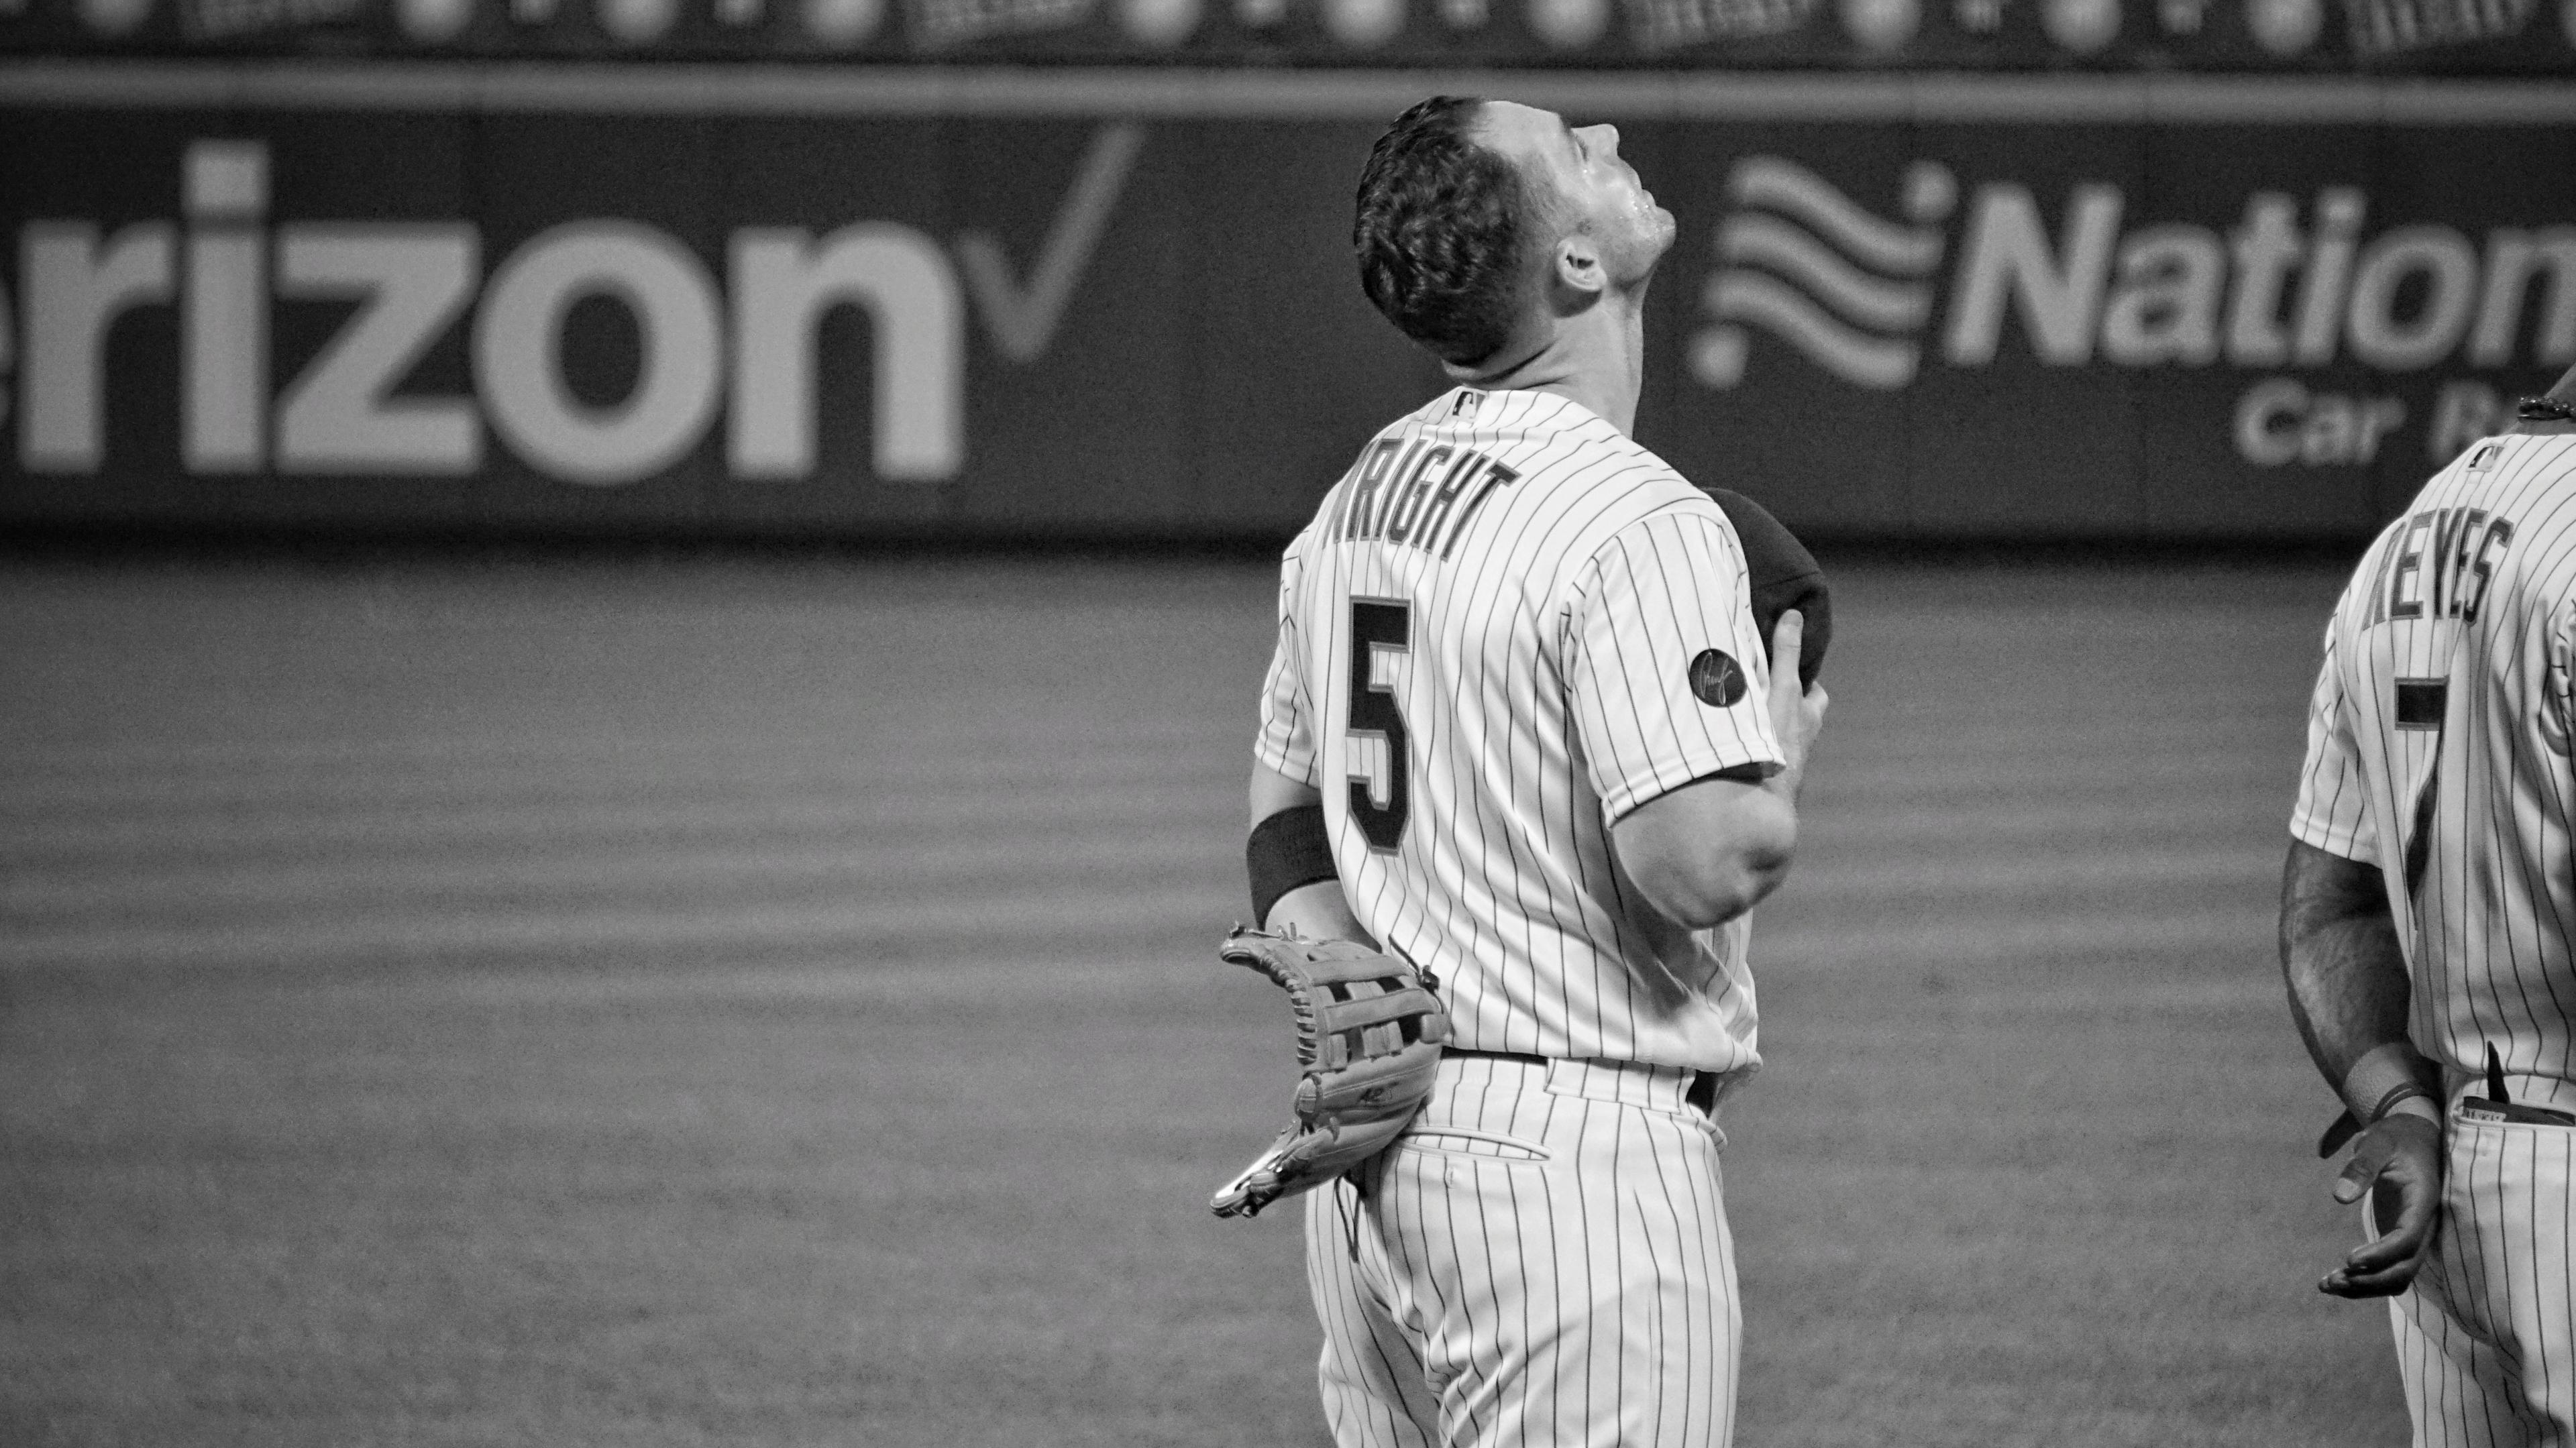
[1347,600,1411,852]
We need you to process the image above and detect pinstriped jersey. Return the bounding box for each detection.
[2292,431,2576,1090]
[1254,387,1785,1074]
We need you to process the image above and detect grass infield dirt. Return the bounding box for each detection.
[2,553,2404,1447]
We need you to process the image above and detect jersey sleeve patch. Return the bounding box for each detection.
[1687,649,1748,708]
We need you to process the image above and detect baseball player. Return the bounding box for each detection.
[1242,96,1828,1448]
[2282,361,2576,1446]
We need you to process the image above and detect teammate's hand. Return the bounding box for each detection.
[2319,1112,2443,1298]
[1767,610,1829,781]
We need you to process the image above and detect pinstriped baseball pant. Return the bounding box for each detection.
[2380,1109,2576,1448]
[1301,1054,1742,1448]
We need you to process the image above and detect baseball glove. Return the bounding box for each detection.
[1210,927,1451,1220]
[1707,486,1831,689]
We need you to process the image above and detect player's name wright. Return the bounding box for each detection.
[1327,439,1521,559]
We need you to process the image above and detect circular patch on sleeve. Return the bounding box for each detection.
[1688,649,1747,707]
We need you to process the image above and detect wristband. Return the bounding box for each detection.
[2381,1095,2444,1127]
[1247,803,1336,927]
[2341,1042,2443,1125]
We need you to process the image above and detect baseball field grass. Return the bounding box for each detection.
[1,551,2404,1447]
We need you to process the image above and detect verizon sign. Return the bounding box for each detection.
[11,136,1147,486]
[0,108,1193,537]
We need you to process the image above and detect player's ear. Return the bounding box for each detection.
[1551,232,1605,304]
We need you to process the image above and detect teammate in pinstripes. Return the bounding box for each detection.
[2282,361,2576,1447]
[1241,96,1829,1448]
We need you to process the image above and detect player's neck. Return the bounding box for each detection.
[1454,290,1648,435]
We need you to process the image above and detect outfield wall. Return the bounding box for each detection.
[4,66,2574,541]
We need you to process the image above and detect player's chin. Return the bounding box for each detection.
[1644,205,1678,256]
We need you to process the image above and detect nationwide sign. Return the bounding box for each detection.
[1695,154,2572,461]
[3,64,2573,539]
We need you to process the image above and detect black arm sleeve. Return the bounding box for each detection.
[1247,803,1336,927]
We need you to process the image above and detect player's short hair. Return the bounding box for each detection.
[1353,96,1549,368]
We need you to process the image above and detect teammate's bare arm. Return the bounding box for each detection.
[2278,838,2443,1298]
[1249,766,1377,945]
[1612,610,1828,930]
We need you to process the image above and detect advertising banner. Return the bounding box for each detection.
[6,0,2575,74]
[3,66,2573,539]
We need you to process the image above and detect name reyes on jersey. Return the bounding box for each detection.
[2363,502,2516,628]
[1328,439,1521,559]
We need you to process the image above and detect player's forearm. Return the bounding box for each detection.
[2284,913,2412,1084]
[2278,838,2419,1094]
[1263,879,1378,947]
